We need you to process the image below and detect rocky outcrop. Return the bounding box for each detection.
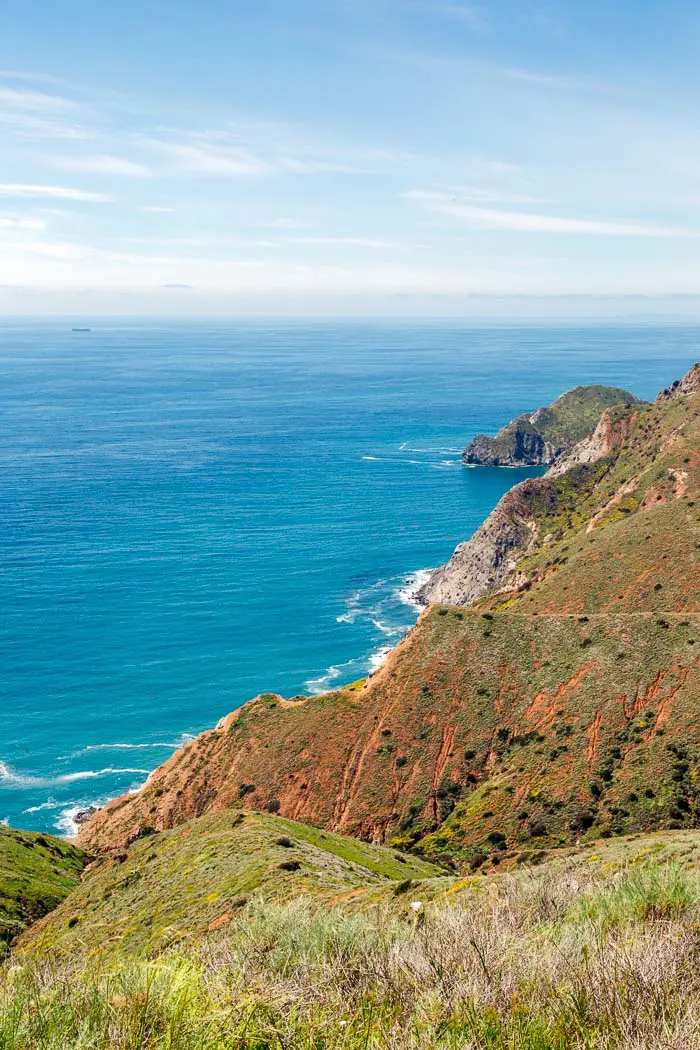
[547,405,640,477]
[415,480,543,605]
[419,402,641,606]
[657,362,700,402]
[464,385,639,468]
[464,416,555,466]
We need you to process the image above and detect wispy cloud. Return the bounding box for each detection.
[405,192,696,237]
[286,236,397,248]
[0,214,46,231]
[0,184,110,202]
[0,86,74,112]
[51,154,153,177]
[0,83,90,140]
[138,130,414,179]
[144,136,269,175]
[493,64,611,93]
[422,186,549,205]
[3,238,90,260]
[0,70,66,86]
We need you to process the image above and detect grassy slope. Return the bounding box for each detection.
[0,825,85,948]
[21,809,441,959]
[534,384,641,444]
[6,829,700,1048]
[482,393,700,614]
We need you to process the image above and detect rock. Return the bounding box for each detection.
[656,362,700,402]
[416,479,542,605]
[73,806,98,823]
[464,415,555,467]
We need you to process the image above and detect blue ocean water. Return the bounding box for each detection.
[1,321,697,835]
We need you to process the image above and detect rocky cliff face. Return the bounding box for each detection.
[415,480,543,606]
[545,405,640,476]
[464,416,554,466]
[657,362,700,401]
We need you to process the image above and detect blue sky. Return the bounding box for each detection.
[3,0,700,315]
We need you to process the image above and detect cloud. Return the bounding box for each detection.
[286,236,397,248]
[493,65,610,93]
[0,71,66,86]
[138,131,413,179]
[0,184,110,202]
[3,238,90,260]
[277,156,380,174]
[0,86,74,112]
[52,154,153,177]
[145,136,269,175]
[0,214,46,231]
[0,83,90,140]
[429,186,549,205]
[405,192,696,237]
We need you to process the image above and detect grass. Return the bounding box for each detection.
[19,810,441,960]
[532,385,641,444]
[3,847,700,1048]
[0,826,85,951]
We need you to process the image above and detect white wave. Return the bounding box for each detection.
[305,664,343,694]
[23,798,60,814]
[54,806,86,838]
[360,455,405,463]
[1,817,8,827]
[55,776,147,839]
[0,762,151,789]
[368,645,393,673]
[396,568,434,609]
[399,443,462,453]
[309,567,434,694]
[371,617,403,637]
[66,737,189,759]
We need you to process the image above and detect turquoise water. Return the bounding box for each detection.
[1,321,697,835]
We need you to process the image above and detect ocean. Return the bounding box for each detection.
[1,320,697,835]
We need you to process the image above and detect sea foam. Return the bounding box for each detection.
[0,762,151,789]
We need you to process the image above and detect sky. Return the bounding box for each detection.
[3,0,700,316]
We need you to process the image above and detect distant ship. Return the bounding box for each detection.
[72,328,91,332]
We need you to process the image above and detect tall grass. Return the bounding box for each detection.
[2,861,699,1049]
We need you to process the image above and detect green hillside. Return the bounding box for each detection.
[20,809,441,960]
[0,825,85,950]
[5,825,700,1049]
[533,384,641,444]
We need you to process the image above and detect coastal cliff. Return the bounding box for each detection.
[419,399,642,606]
[80,365,700,862]
[463,384,639,467]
